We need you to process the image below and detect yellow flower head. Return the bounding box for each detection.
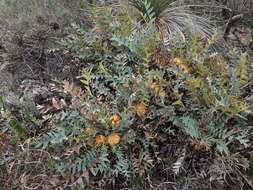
[148,83,159,90]
[110,115,121,126]
[170,57,190,73]
[85,127,93,136]
[27,138,32,144]
[170,57,183,64]
[96,135,105,145]
[178,63,190,73]
[107,133,121,146]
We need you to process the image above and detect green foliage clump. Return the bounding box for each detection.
[38,2,253,188]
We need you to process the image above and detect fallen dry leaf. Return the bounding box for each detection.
[134,102,148,118]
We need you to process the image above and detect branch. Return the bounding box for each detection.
[223,14,244,40]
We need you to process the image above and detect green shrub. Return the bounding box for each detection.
[38,2,253,188]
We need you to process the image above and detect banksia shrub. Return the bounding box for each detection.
[37,2,253,189]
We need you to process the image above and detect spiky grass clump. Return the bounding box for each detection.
[127,0,219,46]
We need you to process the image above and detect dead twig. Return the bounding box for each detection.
[224,14,244,40]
